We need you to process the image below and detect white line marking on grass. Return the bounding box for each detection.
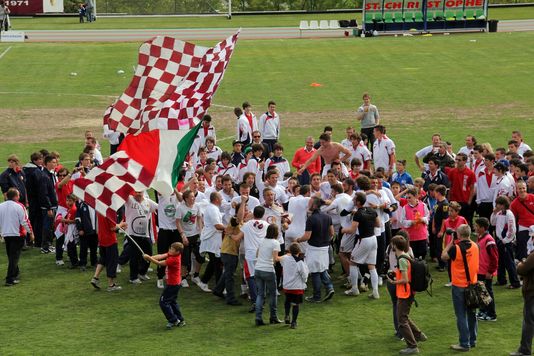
[211,104,234,109]
[0,46,12,60]
[0,91,116,99]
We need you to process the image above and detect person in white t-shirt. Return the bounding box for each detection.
[242,205,268,310]
[285,185,312,252]
[372,125,396,177]
[512,130,531,156]
[348,133,372,171]
[155,192,185,289]
[176,190,204,289]
[198,192,225,292]
[414,134,441,172]
[254,223,282,326]
[124,191,158,284]
[340,126,355,150]
[256,169,288,205]
[219,176,238,225]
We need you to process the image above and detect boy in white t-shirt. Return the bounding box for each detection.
[280,243,309,329]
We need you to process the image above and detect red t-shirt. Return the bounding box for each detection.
[165,254,182,285]
[97,215,117,247]
[55,180,74,208]
[447,167,476,203]
[511,194,534,228]
[442,216,468,246]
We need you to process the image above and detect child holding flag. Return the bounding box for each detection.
[144,242,186,329]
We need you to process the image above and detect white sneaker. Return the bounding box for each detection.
[56,260,65,266]
[181,279,189,288]
[116,265,122,273]
[444,282,452,287]
[139,274,150,281]
[344,289,360,296]
[368,291,380,299]
[157,279,164,289]
[129,278,142,284]
[199,282,212,293]
[378,277,383,287]
[192,276,201,286]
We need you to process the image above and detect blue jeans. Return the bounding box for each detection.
[160,284,183,323]
[254,270,277,321]
[452,285,477,348]
[311,271,333,301]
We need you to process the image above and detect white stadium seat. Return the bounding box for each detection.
[319,20,329,29]
[309,20,319,29]
[299,20,309,30]
[329,20,340,29]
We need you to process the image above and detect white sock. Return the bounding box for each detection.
[350,265,360,291]
[370,268,379,295]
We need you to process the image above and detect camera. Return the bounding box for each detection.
[445,228,454,235]
[387,271,396,281]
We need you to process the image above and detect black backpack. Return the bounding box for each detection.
[399,256,433,296]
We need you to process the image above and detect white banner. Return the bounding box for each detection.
[0,30,25,42]
[42,0,64,13]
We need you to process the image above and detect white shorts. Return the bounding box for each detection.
[305,245,330,273]
[339,233,356,253]
[322,163,349,178]
[350,236,377,265]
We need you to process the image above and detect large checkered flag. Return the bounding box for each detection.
[106,31,240,135]
[74,32,239,220]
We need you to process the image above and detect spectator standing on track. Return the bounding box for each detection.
[356,93,380,151]
[258,100,280,156]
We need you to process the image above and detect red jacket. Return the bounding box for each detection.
[292,147,321,174]
[511,194,534,228]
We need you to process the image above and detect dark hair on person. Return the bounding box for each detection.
[253,206,265,219]
[495,196,510,209]
[483,153,495,162]
[170,242,184,253]
[374,125,385,134]
[44,155,56,165]
[475,217,490,230]
[242,101,251,109]
[289,243,301,256]
[209,192,220,203]
[356,175,371,191]
[309,196,324,210]
[234,107,243,117]
[319,133,331,142]
[220,152,232,162]
[435,185,447,196]
[324,126,333,133]
[30,152,43,163]
[266,224,279,240]
[6,188,19,200]
[268,100,276,106]
[252,143,264,153]
[331,183,343,194]
[391,235,409,253]
[202,114,212,122]
[354,191,367,207]
[300,185,310,196]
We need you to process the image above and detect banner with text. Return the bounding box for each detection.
[7,0,64,15]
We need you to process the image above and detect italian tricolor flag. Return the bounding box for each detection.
[73,124,200,220]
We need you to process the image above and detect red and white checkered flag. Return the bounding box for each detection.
[105,31,240,135]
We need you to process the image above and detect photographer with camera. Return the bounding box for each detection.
[387,235,427,355]
[441,224,480,352]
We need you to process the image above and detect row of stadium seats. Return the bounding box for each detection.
[299,20,341,30]
[365,9,485,24]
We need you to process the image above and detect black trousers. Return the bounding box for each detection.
[201,252,222,285]
[262,139,277,156]
[5,236,23,283]
[459,201,475,228]
[360,127,376,152]
[411,240,428,261]
[213,253,239,303]
[128,235,152,280]
[28,207,42,247]
[157,229,181,279]
[79,233,98,267]
[160,284,183,323]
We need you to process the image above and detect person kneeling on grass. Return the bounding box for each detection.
[90,215,127,292]
[387,235,427,355]
[143,242,186,330]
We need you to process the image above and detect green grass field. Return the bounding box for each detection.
[0,27,533,356]
[9,6,534,30]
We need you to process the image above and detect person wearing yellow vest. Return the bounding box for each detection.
[387,236,427,355]
[442,224,480,352]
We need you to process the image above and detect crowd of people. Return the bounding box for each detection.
[1,94,534,354]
